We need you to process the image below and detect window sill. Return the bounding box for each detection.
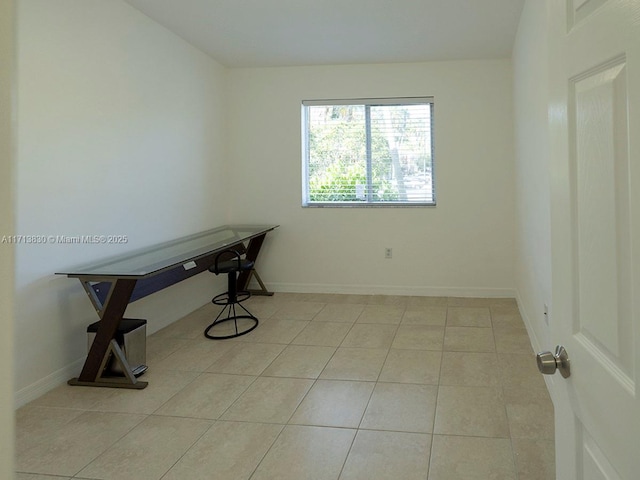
[302,202,437,208]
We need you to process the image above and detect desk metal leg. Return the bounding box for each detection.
[69,278,148,389]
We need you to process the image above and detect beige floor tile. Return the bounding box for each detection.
[29,383,117,411]
[313,303,366,322]
[15,406,84,453]
[447,297,493,307]
[340,323,398,349]
[434,385,510,438]
[269,292,307,302]
[491,311,527,330]
[366,295,409,306]
[251,425,356,480]
[271,301,325,320]
[378,349,442,385]
[88,369,200,414]
[302,293,371,304]
[145,335,191,365]
[360,383,437,433]
[154,373,255,419]
[327,294,374,304]
[512,438,556,480]
[16,474,73,480]
[261,345,336,378]
[185,302,223,317]
[221,376,314,423]
[242,297,282,319]
[498,353,547,388]
[151,305,220,340]
[162,420,283,480]
[16,411,146,477]
[406,296,448,307]
[289,380,374,428]
[319,347,388,381]
[356,305,405,324]
[152,338,236,372]
[392,325,445,350]
[401,306,447,326]
[77,415,211,480]
[494,327,535,354]
[240,319,309,344]
[429,435,516,480]
[443,326,496,352]
[252,292,294,303]
[340,429,432,480]
[490,300,521,312]
[277,292,324,302]
[439,352,500,386]
[446,306,492,327]
[291,321,353,346]
[503,385,555,439]
[205,342,286,375]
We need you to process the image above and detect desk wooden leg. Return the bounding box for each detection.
[70,278,148,389]
[245,269,273,296]
[237,233,274,296]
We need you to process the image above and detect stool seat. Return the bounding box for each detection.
[208,258,254,275]
[204,249,259,340]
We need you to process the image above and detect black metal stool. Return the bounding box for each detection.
[204,249,259,339]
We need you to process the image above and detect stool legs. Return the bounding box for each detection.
[204,271,259,340]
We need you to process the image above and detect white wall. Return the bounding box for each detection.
[512,0,552,351]
[226,61,515,296]
[15,0,228,403]
[1,0,16,475]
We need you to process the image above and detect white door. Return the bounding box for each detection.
[547,0,640,478]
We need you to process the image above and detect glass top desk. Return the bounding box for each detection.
[57,224,279,389]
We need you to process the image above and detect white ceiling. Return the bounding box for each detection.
[125,0,526,68]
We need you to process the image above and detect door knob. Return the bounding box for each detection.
[536,345,571,378]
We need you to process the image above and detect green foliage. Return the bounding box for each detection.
[308,162,397,202]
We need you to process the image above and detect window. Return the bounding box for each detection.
[302,97,435,207]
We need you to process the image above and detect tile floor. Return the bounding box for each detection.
[15,293,555,480]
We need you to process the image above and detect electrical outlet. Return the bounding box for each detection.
[385,248,392,259]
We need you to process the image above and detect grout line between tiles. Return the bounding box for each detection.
[490,303,521,480]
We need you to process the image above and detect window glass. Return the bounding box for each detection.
[302,98,435,206]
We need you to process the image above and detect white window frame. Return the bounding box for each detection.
[302,97,436,207]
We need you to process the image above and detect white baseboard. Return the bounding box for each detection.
[15,357,85,408]
[514,288,556,400]
[269,282,516,298]
[515,288,543,353]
